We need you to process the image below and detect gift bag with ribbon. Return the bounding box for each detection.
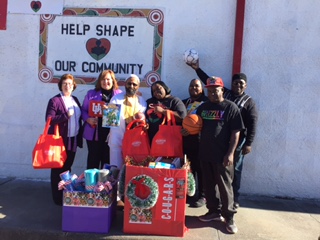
[122,119,151,165]
[150,110,183,158]
[32,117,67,169]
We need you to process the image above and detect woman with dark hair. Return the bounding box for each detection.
[45,73,83,205]
[81,69,122,169]
[146,81,187,143]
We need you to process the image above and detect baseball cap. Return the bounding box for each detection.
[205,76,224,88]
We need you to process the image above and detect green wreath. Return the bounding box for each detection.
[187,172,196,197]
[126,174,159,209]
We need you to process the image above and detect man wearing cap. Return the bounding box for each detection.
[187,61,258,209]
[108,74,147,169]
[196,76,244,234]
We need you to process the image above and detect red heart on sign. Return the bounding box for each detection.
[30,1,42,12]
[86,38,111,61]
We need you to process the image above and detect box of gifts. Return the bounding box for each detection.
[61,168,119,234]
[62,189,117,233]
[123,164,188,237]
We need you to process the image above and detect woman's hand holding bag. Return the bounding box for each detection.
[150,110,183,158]
[122,119,151,164]
[32,117,67,169]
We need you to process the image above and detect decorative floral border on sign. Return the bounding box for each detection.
[39,8,164,86]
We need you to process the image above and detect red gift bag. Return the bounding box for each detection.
[123,165,188,237]
[150,110,183,158]
[32,117,67,169]
[122,119,151,164]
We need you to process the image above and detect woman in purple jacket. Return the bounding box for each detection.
[81,70,122,169]
[45,74,83,206]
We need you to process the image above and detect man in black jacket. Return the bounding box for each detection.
[187,61,258,208]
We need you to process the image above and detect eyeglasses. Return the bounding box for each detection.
[207,87,223,94]
[62,82,74,86]
[126,82,138,87]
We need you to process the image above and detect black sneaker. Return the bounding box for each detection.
[199,211,224,222]
[190,197,206,208]
[234,202,240,209]
[226,218,238,234]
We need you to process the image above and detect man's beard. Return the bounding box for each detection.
[125,87,137,97]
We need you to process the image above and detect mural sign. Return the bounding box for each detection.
[39,8,164,87]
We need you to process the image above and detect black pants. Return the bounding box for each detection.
[50,141,76,206]
[232,138,246,202]
[201,161,236,221]
[86,139,110,169]
[183,135,204,199]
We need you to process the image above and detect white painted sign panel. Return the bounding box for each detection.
[39,8,164,87]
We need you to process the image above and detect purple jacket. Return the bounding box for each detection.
[45,94,83,149]
[81,88,122,140]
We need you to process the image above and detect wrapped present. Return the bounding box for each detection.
[62,184,117,233]
[84,169,99,192]
[59,171,74,191]
[123,165,188,237]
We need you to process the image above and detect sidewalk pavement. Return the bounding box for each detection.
[0,177,319,240]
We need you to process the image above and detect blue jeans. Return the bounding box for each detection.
[232,138,246,202]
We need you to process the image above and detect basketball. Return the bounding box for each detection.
[182,114,203,135]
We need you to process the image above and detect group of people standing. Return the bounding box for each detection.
[45,71,145,207]
[44,59,257,235]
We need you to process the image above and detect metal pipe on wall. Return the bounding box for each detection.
[232,0,246,74]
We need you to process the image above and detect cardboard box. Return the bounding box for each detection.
[62,188,116,233]
[123,165,188,237]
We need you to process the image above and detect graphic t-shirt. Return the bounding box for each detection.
[196,99,244,163]
[182,95,208,115]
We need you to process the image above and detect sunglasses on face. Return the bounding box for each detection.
[126,82,138,87]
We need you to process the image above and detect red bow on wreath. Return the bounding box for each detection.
[132,177,151,199]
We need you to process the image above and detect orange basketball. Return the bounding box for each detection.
[182,114,203,135]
